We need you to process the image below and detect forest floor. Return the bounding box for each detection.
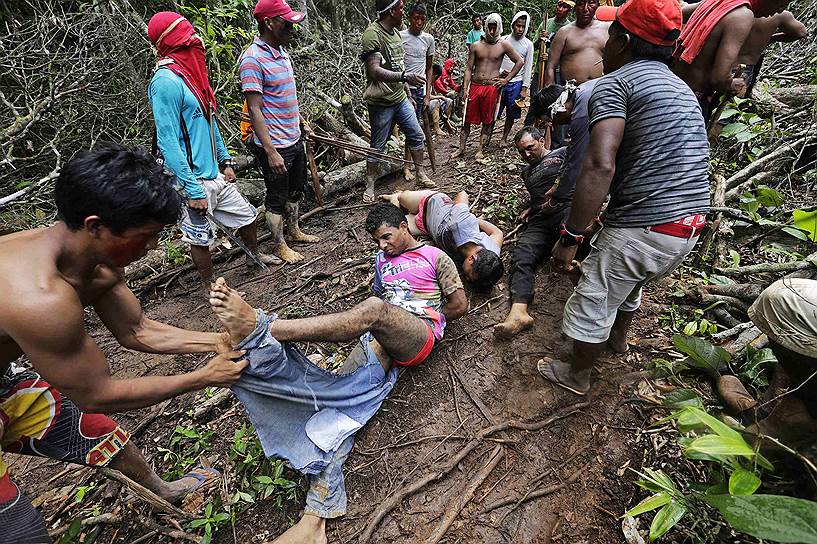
[10,126,697,543]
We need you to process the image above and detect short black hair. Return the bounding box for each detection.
[472,14,481,23]
[376,0,399,19]
[365,202,406,232]
[471,248,504,289]
[55,143,181,235]
[610,20,675,64]
[523,84,564,125]
[514,125,543,144]
[408,2,426,15]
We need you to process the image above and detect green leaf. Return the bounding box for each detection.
[663,389,703,410]
[685,434,755,460]
[719,108,740,120]
[683,321,699,336]
[255,475,273,484]
[626,492,671,517]
[677,407,742,440]
[782,226,810,241]
[190,519,209,528]
[705,494,817,543]
[755,185,784,207]
[729,468,761,495]
[721,122,747,139]
[793,209,817,242]
[649,501,687,541]
[671,335,730,378]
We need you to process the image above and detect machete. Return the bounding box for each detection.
[422,107,437,172]
[305,139,324,205]
[205,211,268,270]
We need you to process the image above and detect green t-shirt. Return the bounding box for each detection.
[546,17,571,35]
[361,21,406,106]
[466,28,484,45]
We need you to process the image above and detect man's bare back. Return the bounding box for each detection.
[0,228,121,375]
[469,39,519,84]
[673,7,754,94]
[736,11,806,66]
[549,20,610,83]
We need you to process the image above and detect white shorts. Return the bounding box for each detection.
[562,226,699,344]
[179,174,257,247]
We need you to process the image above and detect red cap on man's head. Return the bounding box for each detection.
[253,0,306,23]
[595,0,682,47]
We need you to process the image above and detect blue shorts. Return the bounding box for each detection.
[497,80,524,121]
[367,97,425,163]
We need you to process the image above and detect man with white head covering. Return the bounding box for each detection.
[452,13,524,161]
[498,11,534,146]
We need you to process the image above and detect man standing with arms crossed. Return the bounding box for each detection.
[241,0,320,264]
[0,144,247,543]
[498,11,534,147]
[452,13,524,161]
[541,0,710,395]
[400,3,436,184]
[361,0,432,203]
[148,12,277,290]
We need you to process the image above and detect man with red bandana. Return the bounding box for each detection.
[148,12,278,290]
[673,0,794,122]
[542,0,710,396]
[0,144,248,543]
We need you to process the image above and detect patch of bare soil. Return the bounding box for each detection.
[9,129,679,543]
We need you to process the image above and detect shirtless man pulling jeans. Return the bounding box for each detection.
[0,144,247,543]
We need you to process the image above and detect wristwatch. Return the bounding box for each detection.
[559,224,585,247]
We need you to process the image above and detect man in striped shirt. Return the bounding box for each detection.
[241,0,319,264]
[540,0,710,396]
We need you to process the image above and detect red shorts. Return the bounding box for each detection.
[465,83,500,126]
[394,320,436,367]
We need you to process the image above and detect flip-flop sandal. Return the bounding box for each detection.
[180,466,222,513]
[537,359,589,396]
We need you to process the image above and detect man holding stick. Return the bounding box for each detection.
[452,13,524,161]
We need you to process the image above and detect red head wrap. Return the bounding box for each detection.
[148,12,217,115]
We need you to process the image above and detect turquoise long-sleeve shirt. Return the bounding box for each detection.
[148,68,230,200]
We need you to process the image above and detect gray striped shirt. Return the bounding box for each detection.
[589,60,710,227]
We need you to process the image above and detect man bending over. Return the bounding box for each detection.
[0,144,247,543]
[209,203,466,543]
[380,190,505,289]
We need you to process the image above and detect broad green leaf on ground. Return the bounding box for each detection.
[649,501,687,541]
[782,226,810,241]
[675,407,742,441]
[625,492,672,517]
[663,389,703,410]
[685,434,756,461]
[672,335,730,378]
[729,468,761,496]
[705,494,817,543]
[793,209,817,242]
[755,185,784,207]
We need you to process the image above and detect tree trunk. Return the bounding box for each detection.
[341,95,371,139]
[322,160,399,197]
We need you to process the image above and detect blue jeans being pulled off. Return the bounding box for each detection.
[230,310,399,517]
[367,97,425,163]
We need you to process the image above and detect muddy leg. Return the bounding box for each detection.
[267,515,326,544]
[109,442,206,504]
[451,124,470,158]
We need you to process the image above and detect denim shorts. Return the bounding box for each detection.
[562,226,699,343]
[178,174,257,247]
[497,80,523,121]
[367,97,425,163]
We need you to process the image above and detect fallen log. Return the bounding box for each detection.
[702,283,764,302]
[701,293,750,314]
[714,259,816,277]
[723,171,774,204]
[321,160,399,197]
[711,321,755,342]
[724,137,807,191]
[315,110,368,164]
[340,94,371,139]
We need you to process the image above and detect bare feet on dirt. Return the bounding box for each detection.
[537,357,591,396]
[275,243,305,264]
[416,173,436,188]
[266,514,326,544]
[474,149,484,161]
[288,228,320,244]
[450,147,465,159]
[402,167,416,182]
[244,253,282,269]
[379,191,403,207]
[494,303,534,339]
[209,277,257,346]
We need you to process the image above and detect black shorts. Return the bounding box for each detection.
[247,140,307,214]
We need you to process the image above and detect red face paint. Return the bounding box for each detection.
[103,224,163,268]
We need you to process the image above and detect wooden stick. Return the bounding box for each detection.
[422,445,504,544]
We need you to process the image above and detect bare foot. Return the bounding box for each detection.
[275,243,305,264]
[209,277,257,345]
[379,191,403,207]
[267,514,327,544]
[494,304,534,339]
[450,147,465,159]
[607,330,629,354]
[416,173,436,189]
[402,167,415,182]
[537,357,591,396]
[474,149,484,161]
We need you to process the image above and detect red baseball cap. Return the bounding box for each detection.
[253,0,306,23]
[595,0,682,47]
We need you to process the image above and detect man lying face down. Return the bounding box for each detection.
[211,202,466,543]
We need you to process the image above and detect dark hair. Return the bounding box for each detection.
[471,248,504,289]
[432,63,442,77]
[376,0,399,19]
[524,84,564,124]
[472,14,481,23]
[514,125,543,144]
[409,2,426,15]
[365,202,406,232]
[610,21,675,63]
[55,143,182,234]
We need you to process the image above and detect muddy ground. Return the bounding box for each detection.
[7,129,686,543]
